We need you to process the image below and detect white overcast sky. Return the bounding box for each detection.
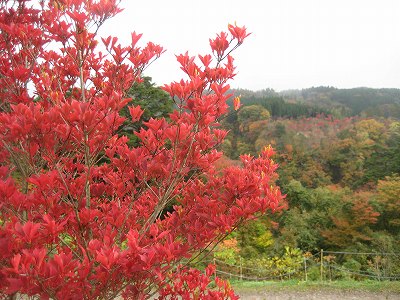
[100,0,400,91]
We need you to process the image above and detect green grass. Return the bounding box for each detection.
[230,279,400,293]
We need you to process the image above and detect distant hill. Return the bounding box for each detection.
[230,88,329,119]
[280,87,400,118]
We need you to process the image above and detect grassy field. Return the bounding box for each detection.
[230,279,400,294]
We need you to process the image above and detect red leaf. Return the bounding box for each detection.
[128,105,144,122]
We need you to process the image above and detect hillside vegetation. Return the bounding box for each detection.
[216,86,400,280]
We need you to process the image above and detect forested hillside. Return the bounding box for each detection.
[217,87,400,279]
[229,87,400,119]
[281,86,400,118]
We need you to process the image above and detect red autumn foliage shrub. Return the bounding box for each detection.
[0,0,283,298]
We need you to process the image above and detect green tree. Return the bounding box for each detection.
[120,76,173,145]
[237,217,275,258]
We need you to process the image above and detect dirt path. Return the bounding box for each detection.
[237,290,400,300]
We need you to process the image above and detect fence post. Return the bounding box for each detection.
[213,257,216,281]
[304,256,308,282]
[320,249,324,281]
[239,256,243,281]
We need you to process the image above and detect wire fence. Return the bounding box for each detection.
[210,249,400,282]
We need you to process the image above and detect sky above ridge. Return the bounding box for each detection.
[101,0,400,91]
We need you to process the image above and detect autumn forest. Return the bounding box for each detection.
[215,86,400,279]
